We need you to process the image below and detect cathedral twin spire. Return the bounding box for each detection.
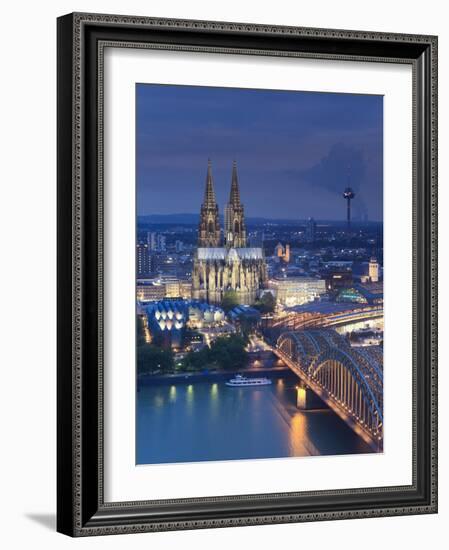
[229,160,241,206]
[198,160,247,248]
[225,161,246,248]
[203,159,217,207]
[198,160,221,247]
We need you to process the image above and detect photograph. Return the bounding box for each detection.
[52,7,437,539]
[135,83,384,465]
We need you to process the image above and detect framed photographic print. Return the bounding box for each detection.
[57,13,438,536]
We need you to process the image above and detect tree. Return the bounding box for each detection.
[233,316,255,343]
[209,335,248,370]
[137,345,174,375]
[254,292,276,313]
[180,335,249,372]
[221,290,239,312]
[182,347,210,371]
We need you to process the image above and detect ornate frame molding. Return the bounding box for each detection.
[57,12,438,536]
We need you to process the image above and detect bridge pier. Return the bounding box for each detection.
[296,383,326,410]
[276,334,383,449]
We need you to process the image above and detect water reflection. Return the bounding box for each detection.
[153,395,164,408]
[185,384,194,415]
[290,413,307,456]
[137,375,375,465]
[210,383,219,417]
[169,385,176,403]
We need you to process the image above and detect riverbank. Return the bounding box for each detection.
[138,366,291,385]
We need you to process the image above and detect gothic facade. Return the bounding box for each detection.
[192,161,267,305]
[224,161,247,248]
[197,161,221,247]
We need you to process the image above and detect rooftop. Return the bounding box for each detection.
[357,281,383,295]
[270,276,324,285]
[146,299,224,314]
[285,301,381,316]
[197,247,264,261]
[228,304,261,319]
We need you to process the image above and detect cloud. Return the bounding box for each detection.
[298,143,365,195]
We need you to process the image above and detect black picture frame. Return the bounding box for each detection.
[57,12,438,536]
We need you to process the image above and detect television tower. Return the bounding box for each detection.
[343,187,355,228]
[343,166,355,229]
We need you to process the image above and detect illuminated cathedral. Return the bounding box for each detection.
[192,160,267,305]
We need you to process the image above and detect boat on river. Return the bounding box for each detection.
[225,374,272,387]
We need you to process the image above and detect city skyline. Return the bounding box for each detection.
[137,84,383,221]
[136,83,384,466]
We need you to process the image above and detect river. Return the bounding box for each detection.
[136,374,374,465]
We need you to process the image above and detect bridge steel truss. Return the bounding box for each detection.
[276,329,383,449]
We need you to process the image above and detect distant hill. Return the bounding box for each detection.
[137,213,300,225]
[137,213,383,226]
[138,213,200,225]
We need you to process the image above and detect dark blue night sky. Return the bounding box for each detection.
[136,84,383,221]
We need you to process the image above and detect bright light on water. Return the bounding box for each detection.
[137,376,375,465]
[169,385,176,402]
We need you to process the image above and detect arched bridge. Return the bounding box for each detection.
[275,329,383,448]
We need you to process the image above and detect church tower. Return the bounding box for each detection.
[224,161,247,248]
[198,160,221,247]
[369,257,379,282]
